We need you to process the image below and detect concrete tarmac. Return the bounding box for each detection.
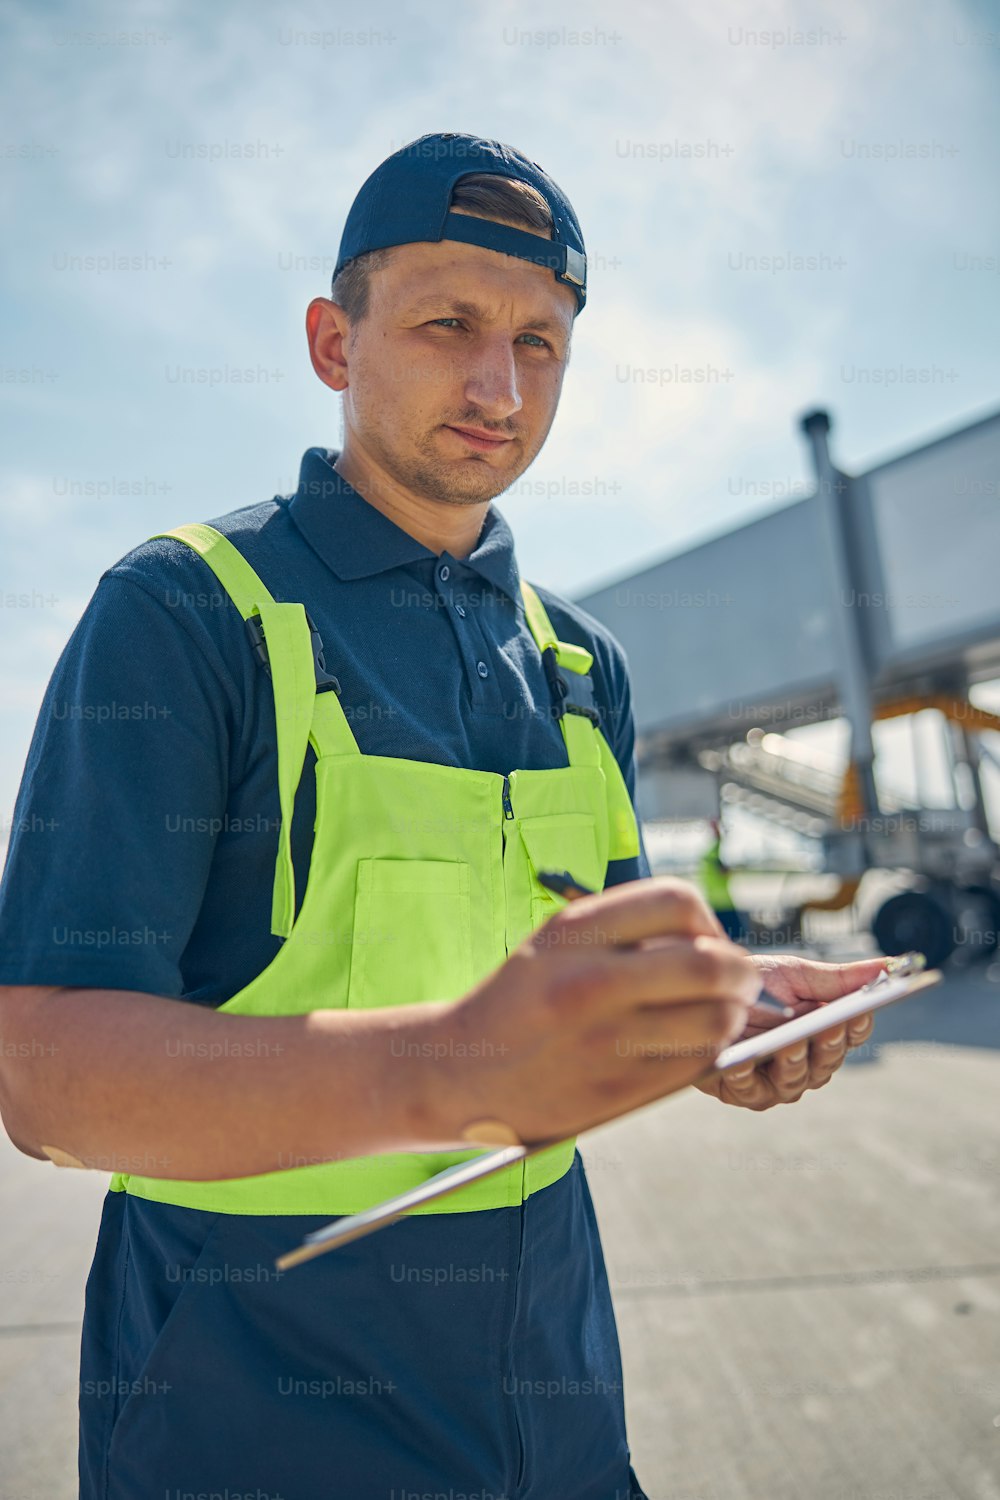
[586,954,1000,1500]
[1,956,998,1499]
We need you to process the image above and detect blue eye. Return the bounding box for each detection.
[425,320,551,351]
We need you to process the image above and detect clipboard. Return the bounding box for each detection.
[275,961,942,1270]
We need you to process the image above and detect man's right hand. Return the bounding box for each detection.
[435,876,763,1146]
[0,877,760,1180]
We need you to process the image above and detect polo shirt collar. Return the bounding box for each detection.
[287,447,522,604]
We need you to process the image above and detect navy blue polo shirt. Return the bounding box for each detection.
[0,447,654,1499]
[0,445,649,998]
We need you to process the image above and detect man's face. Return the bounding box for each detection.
[334,221,578,506]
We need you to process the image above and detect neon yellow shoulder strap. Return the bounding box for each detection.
[152,523,327,938]
[520,579,640,862]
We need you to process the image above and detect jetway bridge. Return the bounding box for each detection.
[575,407,1000,965]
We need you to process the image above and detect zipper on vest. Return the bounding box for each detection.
[500,774,515,959]
[499,770,531,1218]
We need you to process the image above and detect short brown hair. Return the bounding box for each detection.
[331,173,555,324]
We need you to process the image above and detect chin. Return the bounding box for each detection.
[448,475,509,503]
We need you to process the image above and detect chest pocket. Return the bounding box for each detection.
[346,858,475,1009]
[517,812,604,929]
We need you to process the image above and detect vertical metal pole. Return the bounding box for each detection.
[800,410,878,870]
[962,728,993,839]
[952,707,993,838]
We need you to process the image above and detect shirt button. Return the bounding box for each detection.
[455,603,466,618]
[439,564,450,581]
[476,660,489,679]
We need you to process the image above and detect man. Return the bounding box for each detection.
[699,817,745,942]
[0,133,878,1499]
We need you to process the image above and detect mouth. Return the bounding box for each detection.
[442,425,516,454]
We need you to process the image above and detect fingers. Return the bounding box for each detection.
[717,1063,777,1111]
[539,875,726,949]
[767,1019,850,1098]
[724,1023,847,1110]
[759,1039,813,1103]
[571,935,762,1018]
[774,956,887,1004]
[711,1009,877,1112]
[804,1010,874,1078]
[810,1023,848,1076]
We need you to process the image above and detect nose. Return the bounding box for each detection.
[463,334,523,423]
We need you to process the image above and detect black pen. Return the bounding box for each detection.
[535,868,795,1019]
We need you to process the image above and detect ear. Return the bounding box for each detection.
[306,297,351,393]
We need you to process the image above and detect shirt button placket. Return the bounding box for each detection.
[438,559,486,705]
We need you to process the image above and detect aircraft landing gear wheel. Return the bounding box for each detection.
[872,891,955,969]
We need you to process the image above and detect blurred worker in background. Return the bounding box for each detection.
[699,817,746,942]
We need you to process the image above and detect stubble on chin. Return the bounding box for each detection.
[398,429,527,507]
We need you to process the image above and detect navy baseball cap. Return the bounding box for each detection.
[333,131,587,315]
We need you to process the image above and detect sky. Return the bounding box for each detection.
[2,0,999,860]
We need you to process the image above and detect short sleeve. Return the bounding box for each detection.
[0,572,237,995]
[598,639,652,887]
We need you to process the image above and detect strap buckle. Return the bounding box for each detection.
[541,645,600,724]
[559,245,587,289]
[245,611,341,695]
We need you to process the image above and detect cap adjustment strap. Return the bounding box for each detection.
[442,212,586,295]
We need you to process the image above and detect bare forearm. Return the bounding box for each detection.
[0,986,468,1179]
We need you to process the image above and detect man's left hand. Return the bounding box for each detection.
[696,953,886,1111]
